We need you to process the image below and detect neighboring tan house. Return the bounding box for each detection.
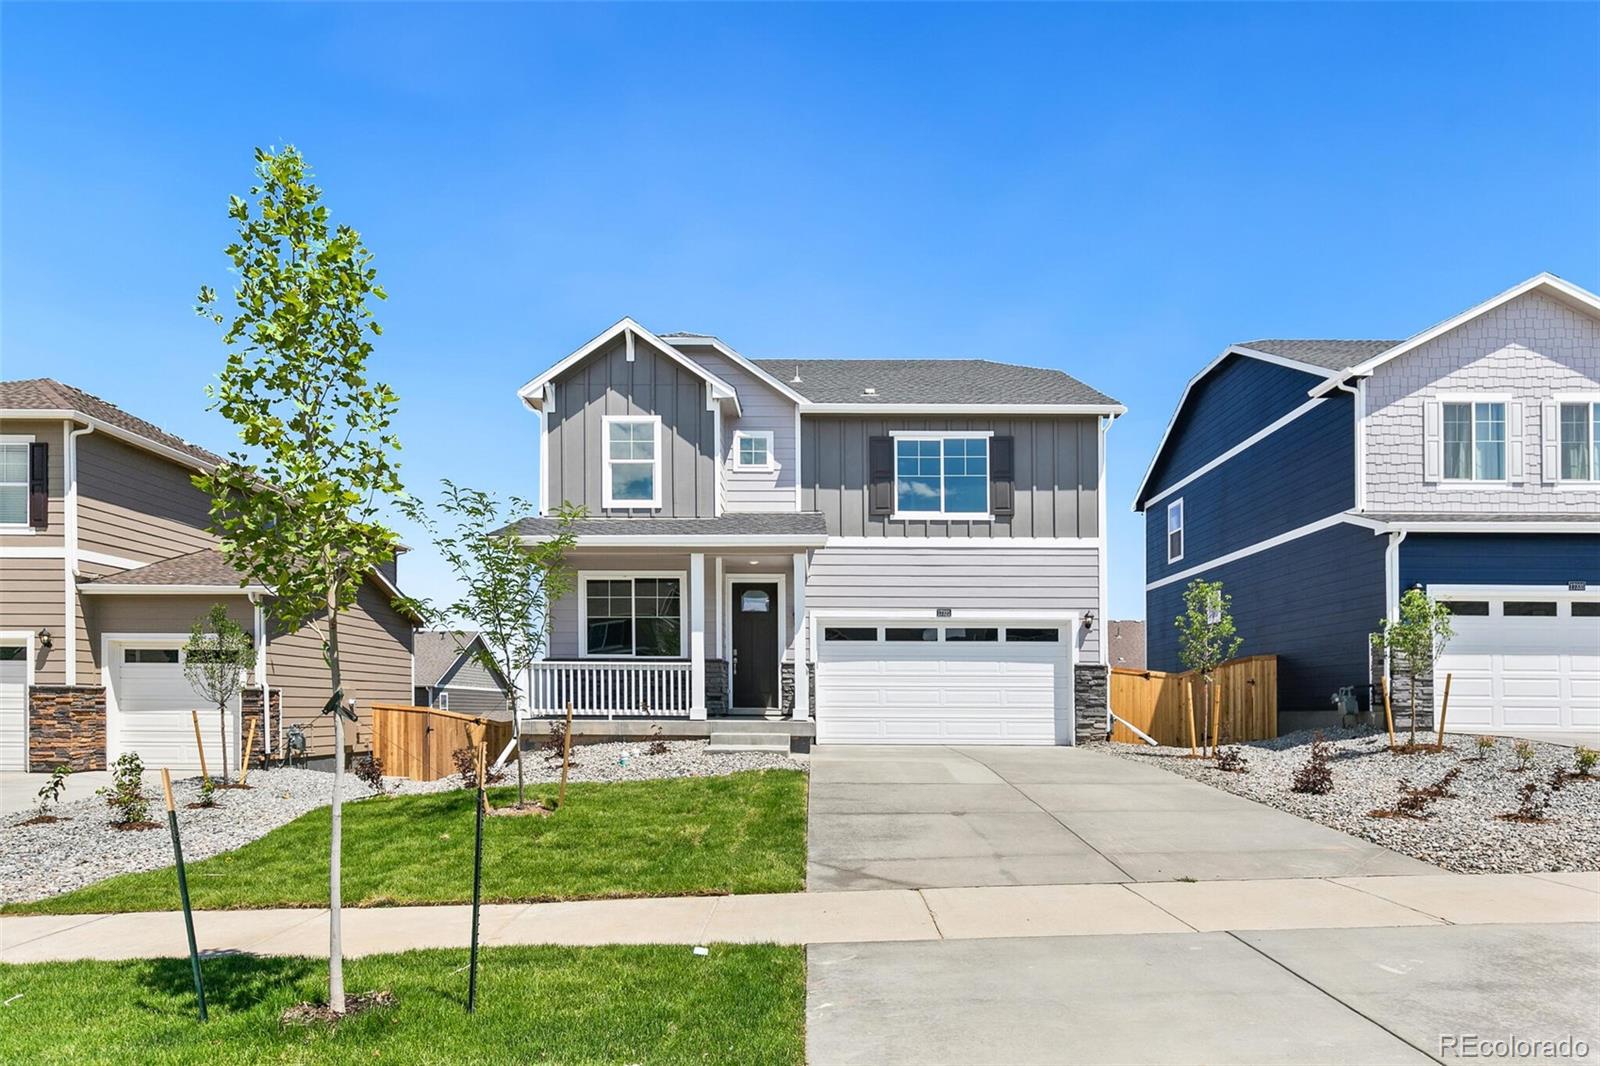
[1135,273,1600,734]
[0,379,418,772]
[1107,620,1146,670]
[509,319,1124,745]
[413,631,513,719]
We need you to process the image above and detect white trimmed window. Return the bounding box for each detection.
[1441,400,1506,481]
[892,433,990,518]
[1557,399,1600,482]
[0,437,31,528]
[733,430,774,471]
[602,415,661,508]
[1166,498,1184,563]
[580,573,684,658]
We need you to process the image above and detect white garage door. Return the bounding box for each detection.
[110,642,241,773]
[0,644,27,771]
[815,623,1073,745]
[1434,594,1600,733]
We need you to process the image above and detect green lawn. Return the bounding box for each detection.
[0,944,805,1065]
[9,769,806,915]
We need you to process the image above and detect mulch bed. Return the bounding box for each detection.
[281,990,396,1026]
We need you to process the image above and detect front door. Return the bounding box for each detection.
[731,582,780,710]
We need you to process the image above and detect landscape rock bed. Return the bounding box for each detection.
[1,740,801,905]
[1097,729,1600,874]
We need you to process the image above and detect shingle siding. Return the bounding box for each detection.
[1400,533,1600,589]
[1142,355,1327,501]
[1147,522,1386,713]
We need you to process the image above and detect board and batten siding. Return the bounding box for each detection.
[676,345,798,513]
[77,433,217,562]
[545,337,717,518]
[802,416,1100,538]
[806,543,1101,661]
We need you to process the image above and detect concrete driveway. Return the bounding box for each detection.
[808,745,1436,890]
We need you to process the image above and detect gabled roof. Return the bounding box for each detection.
[660,333,809,405]
[415,630,509,691]
[78,549,268,593]
[0,378,224,472]
[751,358,1121,409]
[517,318,741,415]
[1234,340,1398,372]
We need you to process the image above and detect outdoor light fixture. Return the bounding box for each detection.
[1082,611,1096,631]
[37,627,52,649]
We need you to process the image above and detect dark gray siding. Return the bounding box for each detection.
[546,337,717,517]
[801,416,1100,538]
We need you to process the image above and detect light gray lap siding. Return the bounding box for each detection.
[676,346,798,513]
[806,543,1101,660]
[801,415,1100,538]
[546,337,717,517]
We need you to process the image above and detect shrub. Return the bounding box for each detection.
[1214,746,1247,774]
[1499,780,1555,823]
[1574,746,1598,778]
[352,752,388,795]
[452,746,505,790]
[543,720,574,764]
[33,765,71,819]
[1474,735,1497,760]
[98,752,151,826]
[645,724,670,757]
[1290,733,1334,795]
[1510,738,1536,772]
[196,776,219,808]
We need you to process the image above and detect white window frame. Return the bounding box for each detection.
[889,430,993,521]
[1437,393,1510,485]
[436,690,450,710]
[577,570,688,659]
[1166,498,1184,564]
[601,415,663,509]
[731,429,776,472]
[0,435,35,533]
[1554,393,1600,485]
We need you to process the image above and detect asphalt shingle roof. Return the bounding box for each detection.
[0,378,224,468]
[1235,340,1400,371]
[748,359,1119,406]
[85,549,249,587]
[503,512,828,539]
[415,631,482,688]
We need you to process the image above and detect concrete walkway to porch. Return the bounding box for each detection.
[3,869,1595,963]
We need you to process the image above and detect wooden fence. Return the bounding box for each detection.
[370,703,514,782]
[1110,655,1277,747]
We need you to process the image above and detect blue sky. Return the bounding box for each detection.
[4,2,1597,621]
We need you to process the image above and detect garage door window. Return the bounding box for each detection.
[0,646,24,661]
[1572,602,1600,617]
[124,648,180,664]
[945,627,998,642]
[1443,601,1489,616]
[824,627,878,642]
[885,627,937,642]
[1005,628,1060,642]
[1504,601,1557,617]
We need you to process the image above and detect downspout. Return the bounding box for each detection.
[1097,410,1120,735]
[64,421,96,686]
[1331,379,1365,513]
[248,591,272,756]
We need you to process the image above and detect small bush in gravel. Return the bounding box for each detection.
[194,777,219,808]
[452,746,505,789]
[1290,733,1334,795]
[1573,746,1599,779]
[645,725,670,757]
[1372,767,1461,820]
[353,752,389,796]
[98,752,154,828]
[1510,739,1537,772]
[1473,735,1497,761]
[1500,780,1555,823]
[31,766,71,822]
[1213,746,1247,774]
[543,721,575,765]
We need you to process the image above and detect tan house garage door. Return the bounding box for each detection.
[108,640,241,773]
[0,643,27,771]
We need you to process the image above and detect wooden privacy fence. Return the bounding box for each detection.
[370,703,514,782]
[1110,655,1277,747]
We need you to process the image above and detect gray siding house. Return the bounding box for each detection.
[513,319,1124,745]
[414,631,513,719]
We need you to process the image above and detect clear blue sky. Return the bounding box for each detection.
[4,2,1597,622]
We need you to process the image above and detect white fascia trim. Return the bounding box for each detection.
[806,402,1125,416]
[661,335,810,406]
[0,546,149,570]
[1375,520,1600,534]
[822,536,1098,548]
[889,429,995,439]
[525,534,830,549]
[537,406,550,517]
[1308,273,1600,399]
[1096,412,1111,667]
[1141,396,1330,511]
[0,410,218,476]
[1145,513,1358,591]
[516,318,741,415]
[78,583,269,595]
[1132,345,1335,510]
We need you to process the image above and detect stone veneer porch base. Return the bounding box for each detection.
[27,686,107,772]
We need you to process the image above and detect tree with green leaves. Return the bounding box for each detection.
[194,145,403,1015]
[400,484,583,809]
[1176,578,1243,757]
[1372,587,1454,748]
[182,604,254,786]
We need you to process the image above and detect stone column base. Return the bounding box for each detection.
[1073,664,1109,744]
[28,686,108,771]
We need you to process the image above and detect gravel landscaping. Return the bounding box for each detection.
[1,740,801,905]
[1098,729,1600,874]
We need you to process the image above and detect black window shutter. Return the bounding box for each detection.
[28,442,48,529]
[990,435,1015,517]
[868,436,894,516]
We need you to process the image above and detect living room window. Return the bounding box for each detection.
[1442,400,1506,481]
[581,574,684,658]
[892,433,989,518]
[602,415,662,508]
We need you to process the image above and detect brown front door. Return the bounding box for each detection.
[731,582,780,710]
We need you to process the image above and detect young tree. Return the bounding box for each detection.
[1175,578,1243,757]
[194,145,403,1014]
[400,483,582,809]
[182,604,254,786]
[1372,587,1454,748]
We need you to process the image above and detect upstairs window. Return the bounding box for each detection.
[1442,401,1505,481]
[733,430,773,471]
[0,440,29,527]
[602,416,661,508]
[894,434,989,517]
[1558,401,1600,481]
[1166,498,1184,563]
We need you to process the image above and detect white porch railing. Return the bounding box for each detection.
[525,661,694,718]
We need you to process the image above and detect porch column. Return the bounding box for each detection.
[792,551,810,721]
[689,552,707,719]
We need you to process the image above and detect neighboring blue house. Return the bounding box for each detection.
[1134,274,1600,734]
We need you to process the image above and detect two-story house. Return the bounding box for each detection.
[511,319,1123,745]
[1135,274,1600,735]
[0,379,418,772]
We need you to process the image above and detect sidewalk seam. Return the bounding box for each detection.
[1331,878,1458,926]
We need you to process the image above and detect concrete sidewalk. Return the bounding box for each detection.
[4,870,1595,963]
